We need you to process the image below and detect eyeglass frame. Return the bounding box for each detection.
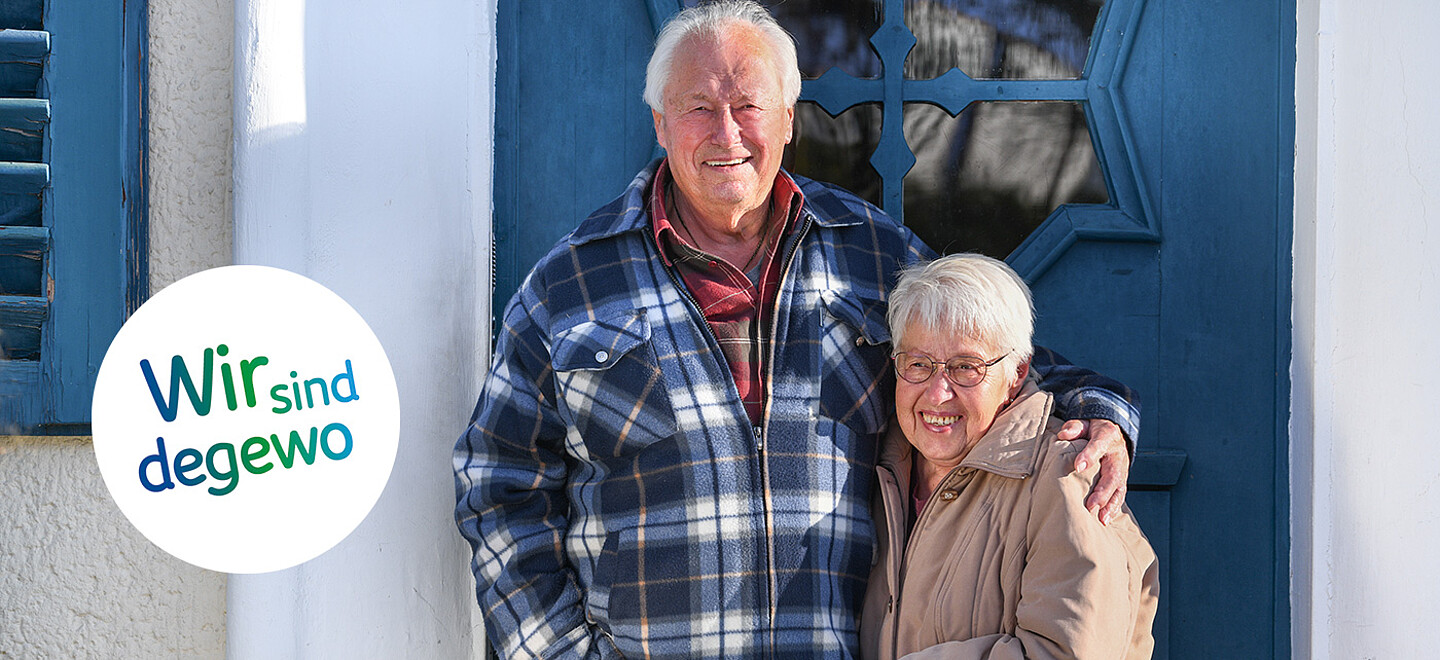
[890,350,1011,388]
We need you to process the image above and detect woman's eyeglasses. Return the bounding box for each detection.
[891,351,1009,388]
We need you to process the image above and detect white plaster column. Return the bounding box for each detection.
[230,0,495,656]
[1294,0,1440,657]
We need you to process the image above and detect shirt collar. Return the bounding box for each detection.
[649,158,805,265]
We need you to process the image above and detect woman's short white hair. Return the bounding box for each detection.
[644,0,802,113]
[887,253,1035,363]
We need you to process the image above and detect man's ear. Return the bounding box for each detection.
[784,105,794,144]
[652,109,668,151]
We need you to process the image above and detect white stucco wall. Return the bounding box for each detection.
[1294,0,1440,656]
[150,0,236,292]
[0,437,225,657]
[0,0,233,657]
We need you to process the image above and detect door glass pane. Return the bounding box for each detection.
[682,0,883,78]
[786,102,884,207]
[905,0,1104,80]
[903,101,1107,257]
[672,1,1110,259]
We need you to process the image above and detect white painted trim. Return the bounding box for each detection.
[1291,0,1333,657]
[466,0,500,654]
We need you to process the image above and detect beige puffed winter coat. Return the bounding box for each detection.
[859,380,1159,660]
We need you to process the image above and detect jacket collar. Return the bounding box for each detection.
[958,378,1054,479]
[567,158,870,247]
[879,376,1055,483]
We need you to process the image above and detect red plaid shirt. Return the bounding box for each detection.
[650,160,804,425]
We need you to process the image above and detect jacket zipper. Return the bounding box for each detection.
[656,210,811,655]
[888,460,969,659]
[878,464,905,660]
[757,210,811,657]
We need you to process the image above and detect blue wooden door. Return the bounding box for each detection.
[493,1,1293,657]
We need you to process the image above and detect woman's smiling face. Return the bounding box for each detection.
[894,323,1025,473]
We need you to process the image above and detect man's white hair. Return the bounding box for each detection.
[643,0,802,113]
[887,253,1036,364]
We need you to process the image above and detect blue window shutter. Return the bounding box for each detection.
[0,2,146,432]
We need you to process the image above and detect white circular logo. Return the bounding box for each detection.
[93,266,400,574]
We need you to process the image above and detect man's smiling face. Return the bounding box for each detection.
[652,23,794,227]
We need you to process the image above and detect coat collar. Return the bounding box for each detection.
[879,375,1055,483]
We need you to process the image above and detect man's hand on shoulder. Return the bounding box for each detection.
[1055,418,1129,526]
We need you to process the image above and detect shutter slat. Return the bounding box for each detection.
[0,161,48,227]
[0,293,45,360]
[0,226,46,363]
[0,3,44,31]
[0,29,49,98]
[0,224,47,250]
[0,29,50,56]
[0,224,46,298]
[0,161,49,193]
[0,98,48,162]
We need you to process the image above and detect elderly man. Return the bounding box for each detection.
[454,2,1139,658]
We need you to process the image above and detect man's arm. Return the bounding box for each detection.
[453,295,609,659]
[1030,345,1141,524]
[1030,345,1140,448]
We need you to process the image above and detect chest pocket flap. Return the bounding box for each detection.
[552,309,652,371]
[820,289,892,347]
[550,309,675,456]
[818,290,893,438]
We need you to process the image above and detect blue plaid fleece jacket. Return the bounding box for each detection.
[454,162,1141,659]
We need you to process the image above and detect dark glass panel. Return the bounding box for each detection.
[902,101,1106,258]
[904,0,1104,80]
[785,102,884,208]
[683,0,883,78]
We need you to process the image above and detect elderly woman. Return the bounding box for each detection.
[860,254,1158,660]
